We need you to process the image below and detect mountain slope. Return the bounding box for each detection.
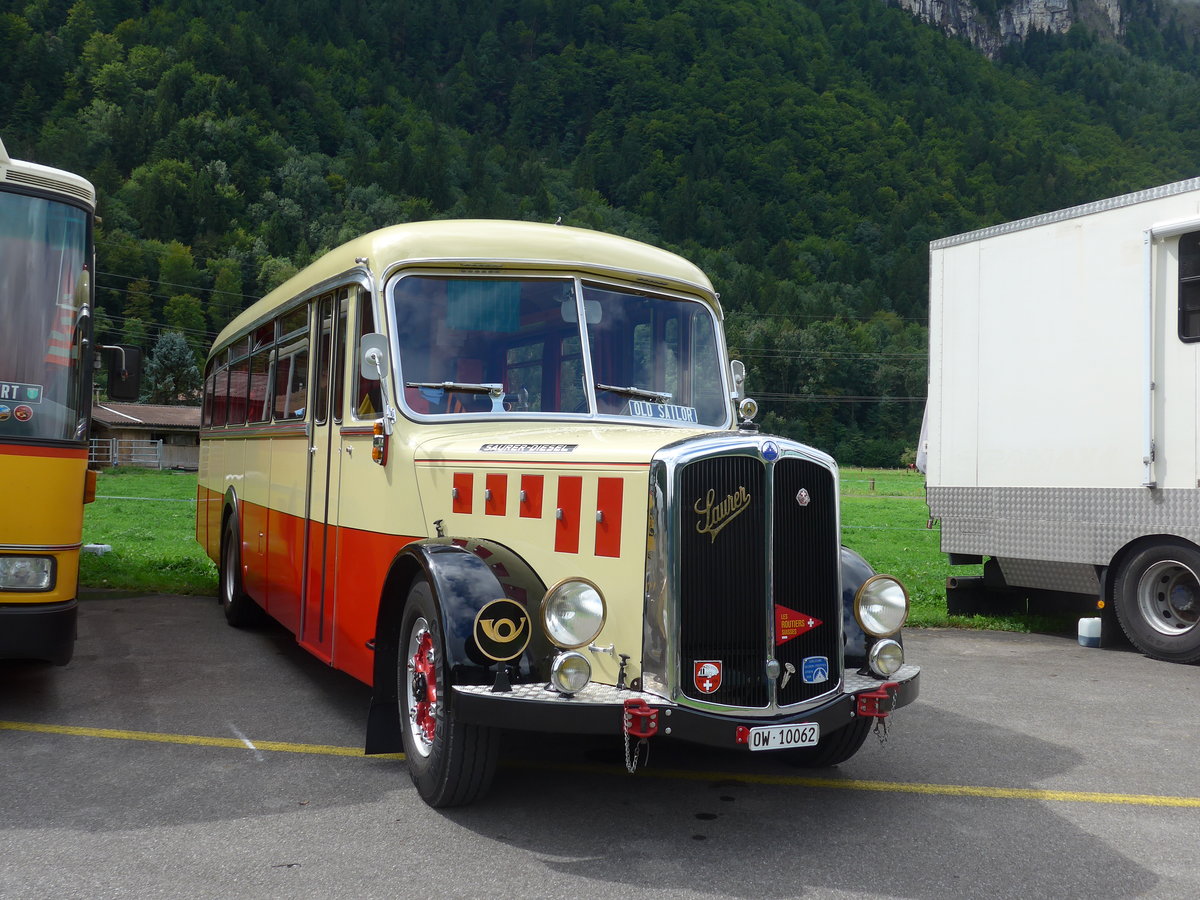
[2,0,1199,461]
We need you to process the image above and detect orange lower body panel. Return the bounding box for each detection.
[197,486,413,686]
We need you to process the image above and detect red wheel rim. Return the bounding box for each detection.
[406,620,437,755]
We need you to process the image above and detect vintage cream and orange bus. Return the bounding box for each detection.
[196,219,920,806]
[0,138,99,665]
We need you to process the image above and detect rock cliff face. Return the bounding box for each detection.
[892,0,1124,57]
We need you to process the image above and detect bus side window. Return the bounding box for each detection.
[202,358,215,426]
[315,294,334,425]
[274,307,310,421]
[333,290,348,423]
[274,338,309,420]
[249,321,275,423]
[355,293,382,418]
[228,354,249,426]
[212,364,229,427]
[248,346,273,423]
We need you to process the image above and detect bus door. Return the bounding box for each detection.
[301,289,349,661]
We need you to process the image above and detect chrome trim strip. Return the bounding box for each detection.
[452,664,919,709]
[0,543,82,553]
[201,423,308,440]
[207,271,373,363]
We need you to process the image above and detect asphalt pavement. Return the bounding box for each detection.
[1,592,1198,899]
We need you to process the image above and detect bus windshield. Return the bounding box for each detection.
[390,274,728,426]
[0,191,90,442]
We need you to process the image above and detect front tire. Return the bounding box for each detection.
[399,576,499,807]
[783,716,871,768]
[1114,541,1200,663]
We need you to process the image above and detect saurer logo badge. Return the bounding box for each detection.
[694,486,751,543]
[694,660,722,694]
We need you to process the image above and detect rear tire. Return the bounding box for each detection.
[1114,541,1200,663]
[399,576,499,807]
[220,519,264,627]
[783,716,871,768]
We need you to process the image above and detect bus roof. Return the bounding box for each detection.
[213,219,718,354]
[0,136,96,209]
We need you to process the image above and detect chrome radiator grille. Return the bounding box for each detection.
[771,457,842,705]
[676,451,841,708]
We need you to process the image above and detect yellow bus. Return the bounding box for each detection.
[0,137,98,665]
[197,219,920,806]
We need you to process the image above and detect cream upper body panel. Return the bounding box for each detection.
[212,219,721,354]
[407,420,716,684]
[412,420,712,466]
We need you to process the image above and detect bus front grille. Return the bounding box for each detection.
[676,452,840,709]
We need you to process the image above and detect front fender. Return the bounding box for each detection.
[386,542,510,682]
[840,545,900,669]
[366,538,546,754]
[221,486,240,536]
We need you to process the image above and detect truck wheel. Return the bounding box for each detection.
[783,716,871,768]
[1114,542,1200,663]
[399,577,499,807]
[220,520,263,627]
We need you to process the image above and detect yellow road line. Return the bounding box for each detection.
[530,763,1200,808]
[5,719,1199,808]
[0,720,403,760]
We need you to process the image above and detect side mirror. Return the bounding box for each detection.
[360,333,390,381]
[359,332,396,445]
[560,299,602,325]
[730,359,746,400]
[105,345,143,401]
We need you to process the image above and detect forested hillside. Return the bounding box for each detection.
[4,0,1200,463]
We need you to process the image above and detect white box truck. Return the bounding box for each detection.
[924,177,1200,663]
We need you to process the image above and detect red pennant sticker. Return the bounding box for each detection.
[775,605,822,646]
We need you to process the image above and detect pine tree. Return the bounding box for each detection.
[141,331,201,405]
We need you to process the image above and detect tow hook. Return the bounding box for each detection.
[622,698,659,774]
[623,698,659,738]
[856,681,900,718]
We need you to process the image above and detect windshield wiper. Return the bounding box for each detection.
[406,381,506,413]
[406,380,503,396]
[595,383,673,403]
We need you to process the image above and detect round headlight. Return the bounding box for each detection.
[550,651,591,694]
[868,638,905,677]
[855,575,909,638]
[541,578,606,649]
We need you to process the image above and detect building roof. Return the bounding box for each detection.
[91,402,201,430]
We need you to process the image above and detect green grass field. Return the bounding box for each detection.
[81,469,217,595]
[80,468,1068,632]
[839,468,961,626]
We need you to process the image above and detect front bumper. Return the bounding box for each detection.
[0,599,77,665]
[453,664,919,749]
